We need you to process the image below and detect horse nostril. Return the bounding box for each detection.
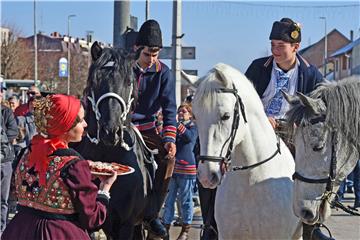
[301,209,315,220]
[103,127,110,135]
[210,173,219,184]
[102,125,117,135]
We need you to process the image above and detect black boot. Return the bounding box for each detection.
[302,223,335,240]
[163,224,170,240]
[144,218,168,238]
[200,225,218,240]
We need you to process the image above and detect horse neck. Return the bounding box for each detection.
[234,111,279,168]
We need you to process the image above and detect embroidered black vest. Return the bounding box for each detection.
[16,152,78,214]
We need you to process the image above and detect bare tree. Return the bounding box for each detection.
[70,52,89,97]
[1,25,89,97]
[0,25,30,79]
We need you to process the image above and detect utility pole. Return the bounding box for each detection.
[67,14,76,95]
[33,0,38,85]
[86,30,94,68]
[113,0,130,48]
[146,0,150,20]
[172,0,182,105]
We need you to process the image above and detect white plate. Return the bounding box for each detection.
[90,166,135,176]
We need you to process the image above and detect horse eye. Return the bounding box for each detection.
[313,146,324,152]
[221,113,231,121]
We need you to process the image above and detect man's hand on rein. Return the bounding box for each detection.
[164,142,176,160]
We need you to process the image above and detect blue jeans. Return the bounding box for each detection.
[337,160,360,205]
[353,160,360,205]
[1,162,13,233]
[163,176,195,225]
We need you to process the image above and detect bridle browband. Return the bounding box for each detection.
[198,83,281,172]
[86,60,134,150]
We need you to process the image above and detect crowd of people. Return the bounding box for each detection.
[0,17,359,240]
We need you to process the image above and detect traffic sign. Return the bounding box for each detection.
[59,57,68,77]
[159,46,196,60]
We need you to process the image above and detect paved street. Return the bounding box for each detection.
[7,194,359,239]
[324,194,360,240]
[169,193,360,240]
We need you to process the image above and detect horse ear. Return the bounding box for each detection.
[214,63,230,86]
[281,90,300,105]
[131,46,144,60]
[91,41,102,61]
[296,92,326,115]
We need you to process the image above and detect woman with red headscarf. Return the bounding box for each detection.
[2,94,117,240]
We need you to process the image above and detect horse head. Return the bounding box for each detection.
[193,63,253,189]
[285,76,360,224]
[84,41,137,147]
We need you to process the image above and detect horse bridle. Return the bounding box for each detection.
[292,115,338,198]
[198,83,281,172]
[292,116,360,219]
[86,63,134,150]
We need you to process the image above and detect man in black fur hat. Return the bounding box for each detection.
[245,18,333,240]
[246,17,323,126]
[132,19,177,239]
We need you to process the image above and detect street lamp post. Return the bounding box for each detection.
[67,14,76,95]
[146,0,150,20]
[34,0,38,85]
[320,17,327,76]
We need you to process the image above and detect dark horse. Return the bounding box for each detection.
[75,42,154,239]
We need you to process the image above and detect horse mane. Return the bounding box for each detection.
[287,75,360,150]
[193,68,228,111]
[193,63,263,113]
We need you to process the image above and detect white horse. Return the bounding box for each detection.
[284,75,360,225]
[193,63,301,240]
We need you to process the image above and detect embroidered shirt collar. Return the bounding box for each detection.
[272,57,300,76]
[135,60,162,74]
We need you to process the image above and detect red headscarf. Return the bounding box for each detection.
[29,94,81,186]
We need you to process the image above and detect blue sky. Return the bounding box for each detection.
[1,0,359,76]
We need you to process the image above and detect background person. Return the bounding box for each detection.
[7,96,19,112]
[0,83,18,235]
[14,85,41,117]
[162,103,198,240]
[13,96,38,156]
[336,160,360,210]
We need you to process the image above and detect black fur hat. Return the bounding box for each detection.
[269,18,301,43]
[136,19,163,48]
